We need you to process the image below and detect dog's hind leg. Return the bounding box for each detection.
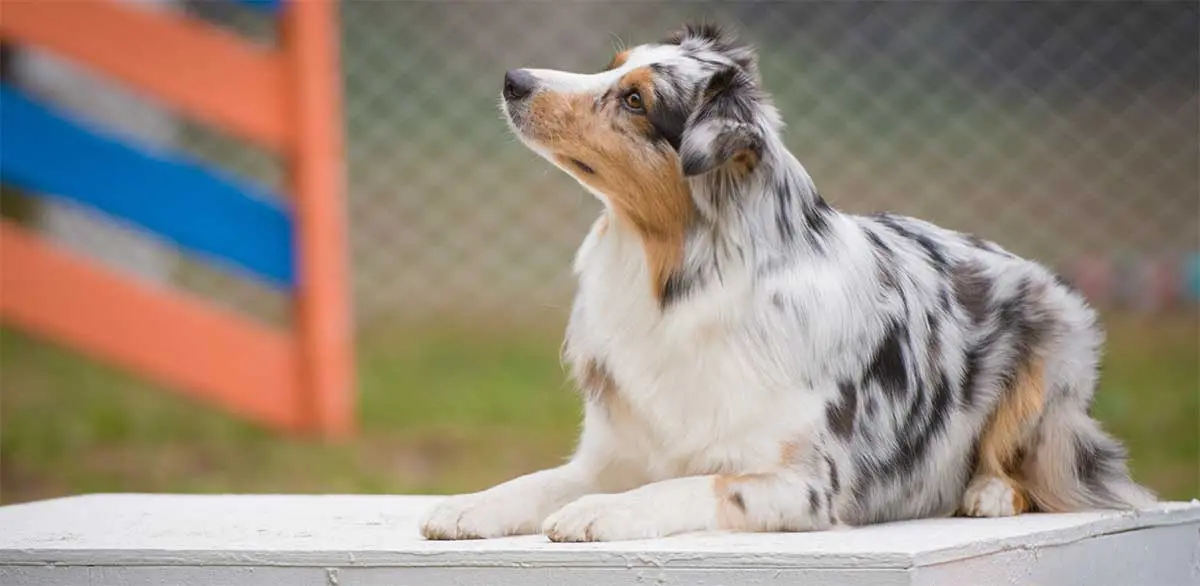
[1016,296,1155,513]
[961,300,1155,516]
[960,359,1046,517]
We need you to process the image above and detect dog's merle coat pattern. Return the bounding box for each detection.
[420,23,1153,542]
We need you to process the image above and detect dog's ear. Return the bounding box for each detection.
[679,66,764,177]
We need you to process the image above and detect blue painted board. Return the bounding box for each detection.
[0,83,295,288]
[231,0,283,13]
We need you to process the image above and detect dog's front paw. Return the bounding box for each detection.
[420,494,534,540]
[543,477,719,542]
[542,493,675,542]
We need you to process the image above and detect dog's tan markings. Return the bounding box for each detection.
[617,68,656,104]
[713,473,775,531]
[573,356,637,421]
[606,49,630,71]
[965,358,1047,514]
[730,149,760,176]
[616,68,662,137]
[713,475,747,530]
[641,234,690,302]
[528,69,694,302]
[779,438,809,466]
[575,357,616,403]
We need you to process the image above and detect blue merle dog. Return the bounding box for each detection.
[420,23,1155,542]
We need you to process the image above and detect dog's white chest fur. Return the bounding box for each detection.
[569,219,819,480]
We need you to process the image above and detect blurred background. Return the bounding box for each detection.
[1,1,1197,504]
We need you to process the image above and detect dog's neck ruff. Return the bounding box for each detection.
[656,134,834,301]
[582,144,837,314]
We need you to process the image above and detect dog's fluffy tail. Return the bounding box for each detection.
[1022,404,1156,512]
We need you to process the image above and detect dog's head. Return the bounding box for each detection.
[501,24,778,235]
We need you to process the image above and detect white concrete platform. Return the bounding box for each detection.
[0,494,1197,586]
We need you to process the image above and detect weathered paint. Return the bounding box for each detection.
[0,495,1196,586]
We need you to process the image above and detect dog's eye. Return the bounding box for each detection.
[622,91,644,112]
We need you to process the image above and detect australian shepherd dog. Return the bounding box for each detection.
[420,23,1153,542]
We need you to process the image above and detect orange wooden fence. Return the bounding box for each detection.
[0,0,353,437]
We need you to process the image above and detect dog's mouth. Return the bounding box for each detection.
[499,92,532,136]
[500,95,529,131]
[566,158,595,175]
[506,125,598,182]
[500,94,548,154]
[500,93,579,174]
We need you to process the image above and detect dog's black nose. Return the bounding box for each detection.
[503,69,537,101]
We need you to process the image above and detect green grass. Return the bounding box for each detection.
[1087,312,1199,500]
[2,312,1196,505]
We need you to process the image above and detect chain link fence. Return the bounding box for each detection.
[11,1,1198,332]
